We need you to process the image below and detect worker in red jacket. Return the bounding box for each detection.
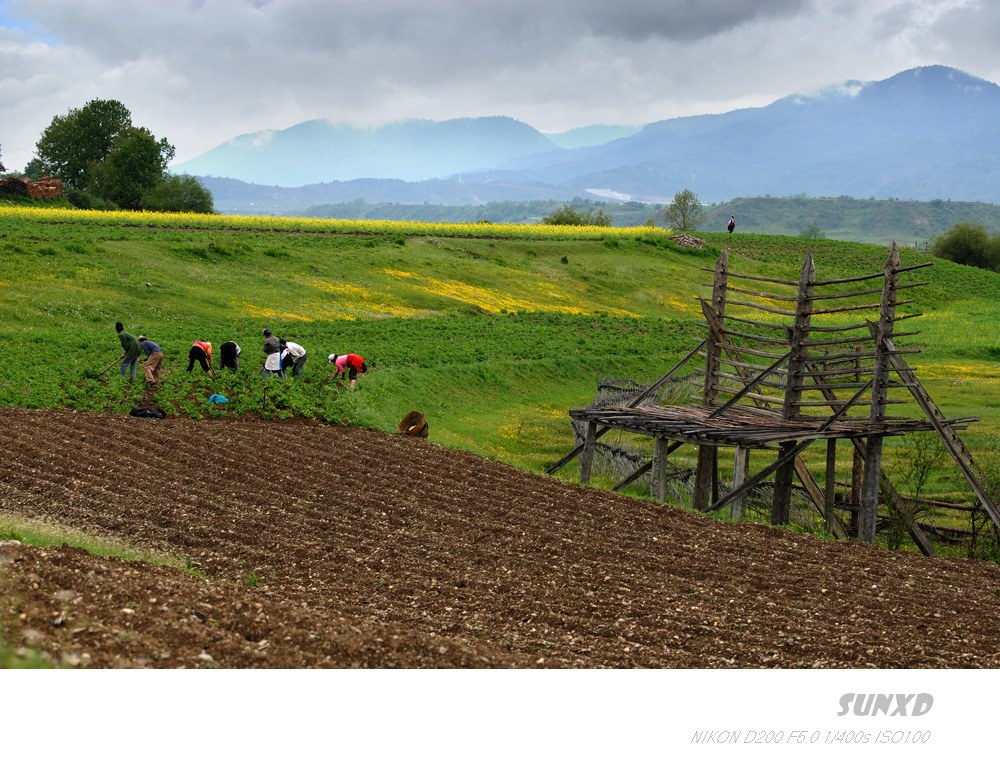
[329,353,367,388]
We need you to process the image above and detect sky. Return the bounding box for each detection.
[1,0,998,172]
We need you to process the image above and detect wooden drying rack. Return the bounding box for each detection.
[550,244,1000,555]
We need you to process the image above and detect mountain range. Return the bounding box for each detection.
[172,66,1000,213]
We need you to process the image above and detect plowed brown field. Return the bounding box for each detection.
[1,408,997,668]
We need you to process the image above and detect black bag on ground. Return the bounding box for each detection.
[130,406,166,419]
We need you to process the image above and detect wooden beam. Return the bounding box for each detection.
[708,352,791,419]
[545,338,707,474]
[613,460,651,491]
[880,332,1000,536]
[705,378,874,513]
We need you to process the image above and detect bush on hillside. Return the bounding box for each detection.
[930,222,1000,271]
[141,174,215,214]
[543,204,612,226]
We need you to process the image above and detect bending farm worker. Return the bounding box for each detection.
[115,321,141,382]
[329,353,367,388]
[138,336,164,384]
[187,340,213,377]
[281,339,308,377]
[220,341,241,372]
[262,328,284,379]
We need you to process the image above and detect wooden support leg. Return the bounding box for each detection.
[824,439,837,525]
[579,421,598,485]
[711,446,719,505]
[850,444,864,534]
[731,446,750,520]
[694,445,715,510]
[651,436,669,502]
[859,435,884,544]
[770,442,796,525]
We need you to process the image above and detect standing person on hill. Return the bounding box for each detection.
[138,336,164,385]
[727,215,736,234]
[187,340,213,376]
[115,321,141,382]
[329,353,367,389]
[220,341,241,372]
[262,328,285,379]
[281,339,308,377]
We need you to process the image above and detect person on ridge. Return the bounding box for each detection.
[115,321,141,382]
[186,340,213,376]
[138,335,164,385]
[329,352,367,389]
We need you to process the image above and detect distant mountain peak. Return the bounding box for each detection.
[874,64,999,95]
[183,65,1000,209]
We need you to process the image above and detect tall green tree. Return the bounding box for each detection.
[141,174,215,214]
[663,189,705,232]
[32,99,132,189]
[90,127,175,210]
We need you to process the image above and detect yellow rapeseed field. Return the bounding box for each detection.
[3,204,670,241]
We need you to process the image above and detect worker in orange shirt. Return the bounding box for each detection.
[187,340,213,377]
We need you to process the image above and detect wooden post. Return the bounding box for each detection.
[731,446,750,520]
[824,438,838,524]
[849,345,863,535]
[823,347,839,529]
[859,244,900,543]
[782,253,816,420]
[695,252,728,509]
[694,447,714,510]
[770,442,797,525]
[772,254,815,525]
[851,445,863,534]
[651,436,669,502]
[701,251,729,408]
[579,420,598,485]
[711,446,719,505]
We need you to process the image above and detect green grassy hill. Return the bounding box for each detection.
[705,196,1000,245]
[4,205,1000,548]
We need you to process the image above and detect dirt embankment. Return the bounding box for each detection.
[1,408,997,668]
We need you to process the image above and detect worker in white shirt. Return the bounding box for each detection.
[280,339,308,377]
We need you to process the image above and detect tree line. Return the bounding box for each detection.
[3,99,213,213]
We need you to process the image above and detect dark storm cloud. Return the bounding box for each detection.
[0,0,995,170]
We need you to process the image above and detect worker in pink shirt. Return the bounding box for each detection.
[328,353,367,388]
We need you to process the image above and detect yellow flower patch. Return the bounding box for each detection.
[382,268,636,316]
[305,279,425,318]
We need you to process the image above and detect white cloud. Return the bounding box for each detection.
[1,0,999,171]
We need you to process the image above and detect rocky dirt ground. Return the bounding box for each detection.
[0,408,997,668]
